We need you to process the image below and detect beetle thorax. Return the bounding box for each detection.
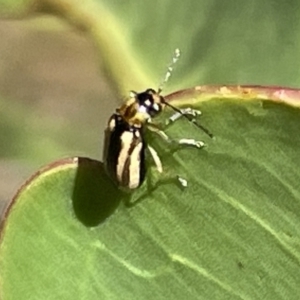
[117,89,165,126]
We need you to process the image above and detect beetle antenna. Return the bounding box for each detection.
[158,48,214,138]
[163,101,214,139]
[157,48,181,94]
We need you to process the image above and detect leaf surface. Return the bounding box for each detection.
[1,87,300,299]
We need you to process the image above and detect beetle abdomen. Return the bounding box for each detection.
[103,114,146,189]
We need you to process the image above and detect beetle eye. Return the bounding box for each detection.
[148,103,162,117]
[152,103,161,112]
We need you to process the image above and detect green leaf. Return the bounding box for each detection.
[29,0,300,94]
[1,86,300,299]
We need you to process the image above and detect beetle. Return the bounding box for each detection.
[103,49,213,190]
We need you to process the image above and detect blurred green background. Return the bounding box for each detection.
[1,0,300,213]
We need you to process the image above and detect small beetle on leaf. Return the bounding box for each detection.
[103,49,213,190]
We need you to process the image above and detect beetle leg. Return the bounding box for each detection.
[147,123,205,149]
[147,145,163,173]
[146,145,188,190]
[165,108,202,127]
